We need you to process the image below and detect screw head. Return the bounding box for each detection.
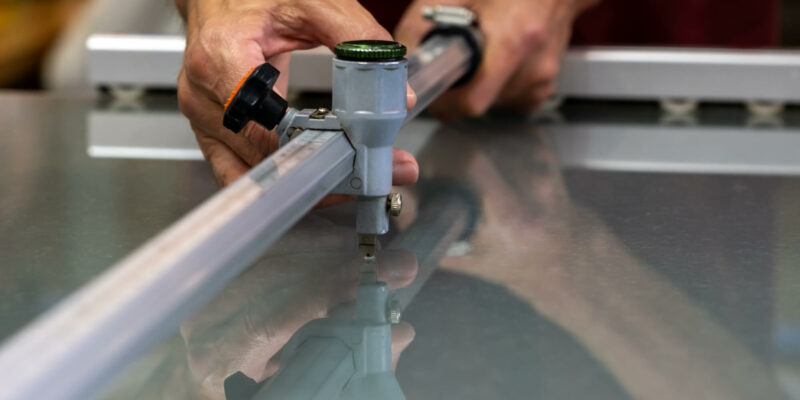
[387,193,402,217]
[388,300,402,324]
[287,127,303,138]
[309,107,330,119]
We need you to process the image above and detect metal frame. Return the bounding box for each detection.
[88,106,800,176]
[88,35,800,103]
[558,46,800,102]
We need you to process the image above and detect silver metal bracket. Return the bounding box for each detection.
[422,5,476,26]
[276,107,342,146]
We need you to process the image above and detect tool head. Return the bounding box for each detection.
[333,40,407,62]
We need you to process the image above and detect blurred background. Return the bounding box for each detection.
[2,0,800,90]
[0,0,180,90]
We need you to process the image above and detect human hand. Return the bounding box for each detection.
[395,0,598,118]
[176,0,419,186]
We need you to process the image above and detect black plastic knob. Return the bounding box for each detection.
[223,63,288,133]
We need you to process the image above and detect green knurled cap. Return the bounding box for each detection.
[333,40,407,61]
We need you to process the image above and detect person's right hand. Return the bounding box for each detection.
[176,0,419,186]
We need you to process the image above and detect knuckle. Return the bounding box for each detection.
[536,58,560,81]
[519,23,545,47]
[176,79,197,119]
[461,98,490,117]
[183,43,212,83]
[542,84,556,99]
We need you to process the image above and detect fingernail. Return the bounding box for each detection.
[392,161,417,183]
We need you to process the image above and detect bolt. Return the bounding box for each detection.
[388,300,402,324]
[287,127,303,139]
[349,177,363,190]
[387,193,402,216]
[309,107,330,119]
[421,5,476,26]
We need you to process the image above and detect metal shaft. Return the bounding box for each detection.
[406,34,473,121]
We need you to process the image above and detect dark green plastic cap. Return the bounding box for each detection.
[333,40,407,61]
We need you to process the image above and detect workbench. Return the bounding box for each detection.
[1,92,799,399]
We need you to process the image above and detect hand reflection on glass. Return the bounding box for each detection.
[415,119,789,400]
[178,216,418,398]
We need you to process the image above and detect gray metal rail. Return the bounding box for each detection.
[89,35,800,105]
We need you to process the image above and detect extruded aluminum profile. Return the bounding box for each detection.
[87,109,800,176]
[87,35,185,88]
[557,46,800,102]
[0,130,354,400]
[546,123,800,175]
[88,110,204,159]
[87,35,334,91]
[88,35,800,102]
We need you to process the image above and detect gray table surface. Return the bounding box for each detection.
[1,92,800,399]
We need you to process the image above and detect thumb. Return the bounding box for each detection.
[273,1,393,50]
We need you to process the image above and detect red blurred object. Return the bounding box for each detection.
[360,0,411,35]
[572,0,779,48]
[361,0,779,48]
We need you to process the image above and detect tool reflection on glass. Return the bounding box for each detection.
[222,53,409,396]
[176,218,418,399]
[100,217,418,399]
[219,5,482,399]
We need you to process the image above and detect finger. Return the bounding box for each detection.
[268,52,292,98]
[407,83,418,111]
[391,322,416,371]
[194,133,250,186]
[494,80,556,114]
[394,0,468,51]
[392,148,419,185]
[495,39,566,115]
[393,1,436,51]
[183,32,268,106]
[179,73,265,166]
[240,121,280,156]
[428,27,531,118]
[270,1,394,51]
[376,249,419,290]
[527,81,557,113]
[494,36,563,111]
[315,194,356,209]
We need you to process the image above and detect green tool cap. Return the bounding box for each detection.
[333,40,407,61]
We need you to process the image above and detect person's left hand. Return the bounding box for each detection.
[395,0,598,118]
